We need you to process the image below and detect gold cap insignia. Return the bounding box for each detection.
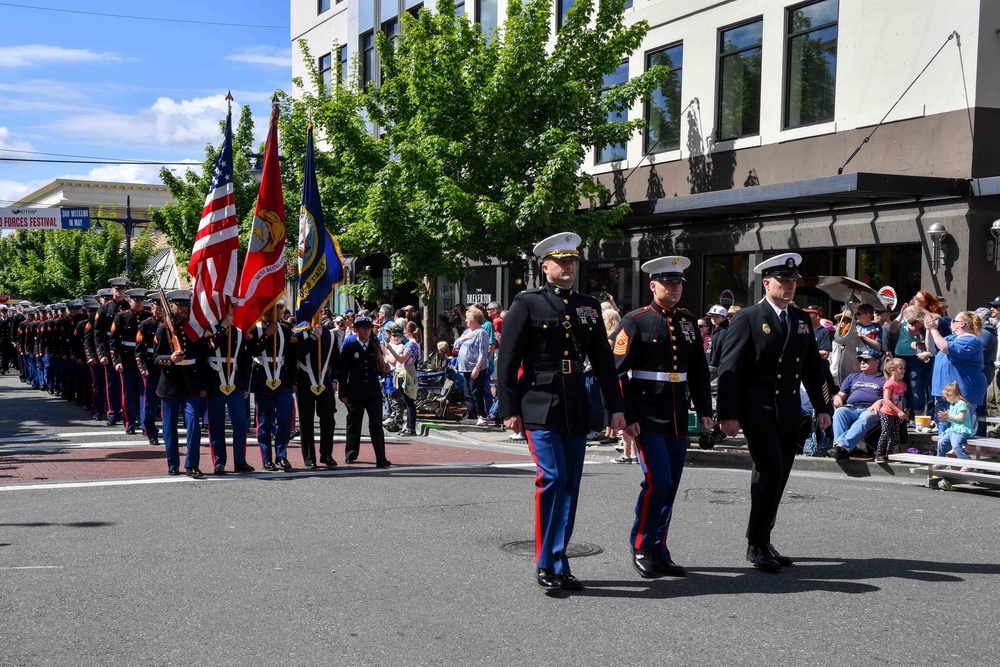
[786,258,795,268]
[671,257,680,265]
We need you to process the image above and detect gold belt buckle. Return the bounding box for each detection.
[561,360,573,374]
[668,372,682,382]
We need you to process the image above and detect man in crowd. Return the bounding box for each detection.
[803,305,832,360]
[498,232,626,591]
[612,256,712,579]
[827,352,885,460]
[717,253,832,572]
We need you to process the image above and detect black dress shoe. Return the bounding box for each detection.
[653,558,687,577]
[167,466,180,476]
[262,461,277,471]
[345,456,357,464]
[536,568,559,589]
[186,467,204,479]
[107,418,118,427]
[375,459,392,469]
[320,456,338,468]
[126,425,135,435]
[556,573,585,590]
[149,437,160,447]
[747,545,781,572]
[767,544,793,567]
[277,457,292,472]
[214,464,226,475]
[631,548,663,579]
[827,444,847,460]
[304,459,317,468]
[234,464,255,473]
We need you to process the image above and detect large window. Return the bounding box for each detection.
[644,43,683,155]
[557,0,574,31]
[785,0,838,128]
[596,60,630,164]
[476,0,497,36]
[857,245,921,313]
[319,0,331,13]
[359,0,375,31]
[454,0,465,16]
[360,31,376,90]
[319,52,333,89]
[717,19,763,141]
[338,45,349,85]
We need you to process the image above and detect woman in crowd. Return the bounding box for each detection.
[899,305,932,420]
[925,310,986,434]
[383,321,422,436]
[454,307,491,426]
[831,309,858,386]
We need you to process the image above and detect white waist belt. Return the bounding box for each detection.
[122,341,137,347]
[633,370,687,382]
[174,359,197,366]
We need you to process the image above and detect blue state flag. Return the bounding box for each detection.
[295,124,346,331]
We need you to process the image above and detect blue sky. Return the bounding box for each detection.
[0,0,292,205]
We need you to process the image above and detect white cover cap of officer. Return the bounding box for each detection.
[533,232,581,260]
[642,256,690,282]
[754,252,802,278]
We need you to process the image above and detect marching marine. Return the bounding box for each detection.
[111,289,150,435]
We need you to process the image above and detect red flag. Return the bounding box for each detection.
[185,107,238,340]
[233,101,286,331]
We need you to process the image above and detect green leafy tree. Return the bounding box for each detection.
[150,104,258,272]
[281,0,668,302]
[0,203,157,302]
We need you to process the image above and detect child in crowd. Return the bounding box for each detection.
[935,381,975,471]
[876,358,907,463]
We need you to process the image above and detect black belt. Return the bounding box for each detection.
[532,360,584,374]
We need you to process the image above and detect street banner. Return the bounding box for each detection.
[294,123,345,332]
[186,106,239,340]
[233,100,286,331]
[0,207,90,230]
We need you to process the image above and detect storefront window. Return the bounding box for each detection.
[581,260,634,312]
[462,266,498,308]
[857,245,921,310]
[703,254,751,313]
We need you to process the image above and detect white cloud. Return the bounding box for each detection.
[0,126,33,153]
[0,45,122,68]
[0,179,34,204]
[49,93,240,149]
[61,163,193,185]
[225,46,293,69]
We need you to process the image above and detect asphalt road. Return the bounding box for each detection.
[3,453,998,666]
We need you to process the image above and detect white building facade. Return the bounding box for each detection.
[292,0,1000,314]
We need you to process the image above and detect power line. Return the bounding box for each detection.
[0,1,290,30]
[0,147,205,163]
[0,156,199,165]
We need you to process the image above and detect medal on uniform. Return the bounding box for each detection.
[762,323,771,334]
[354,352,360,358]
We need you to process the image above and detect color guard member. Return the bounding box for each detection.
[247,305,297,472]
[205,308,254,474]
[296,322,341,468]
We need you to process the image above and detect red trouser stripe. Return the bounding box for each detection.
[525,431,543,565]
[633,433,652,551]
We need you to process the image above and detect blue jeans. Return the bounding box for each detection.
[833,404,880,452]
[934,398,978,435]
[905,355,933,415]
[937,431,970,459]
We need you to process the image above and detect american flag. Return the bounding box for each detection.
[186,108,239,339]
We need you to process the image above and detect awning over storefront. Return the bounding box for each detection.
[647,172,969,221]
[971,176,1000,197]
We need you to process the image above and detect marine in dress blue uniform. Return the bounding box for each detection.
[497,232,626,591]
[134,293,163,445]
[204,310,254,474]
[338,315,391,467]
[111,289,149,435]
[83,297,107,420]
[612,256,713,579]
[95,278,128,425]
[153,290,208,477]
[247,306,297,472]
[716,253,833,572]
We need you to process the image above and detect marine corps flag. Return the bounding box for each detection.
[295,123,345,331]
[233,97,286,331]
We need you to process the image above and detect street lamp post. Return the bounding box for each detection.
[91,195,148,277]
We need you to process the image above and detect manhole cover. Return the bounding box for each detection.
[683,488,745,504]
[501,540,603,558]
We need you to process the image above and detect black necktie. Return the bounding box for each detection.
[779,310,788,338]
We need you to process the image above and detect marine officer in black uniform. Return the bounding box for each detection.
[111,288,149,435]
[95,278,128,425]
[153,289,208,477]
[612,256,713,579]
[338,315,391,468]
[498,232,626,591]
[717,253,833,572]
